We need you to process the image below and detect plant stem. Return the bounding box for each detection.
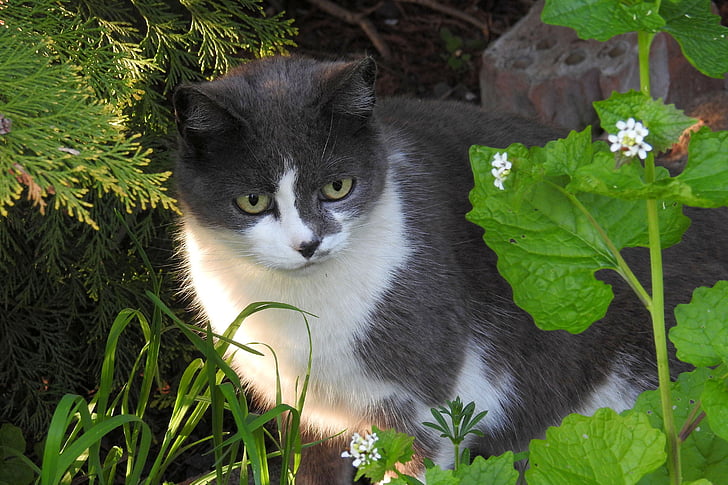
[638,31,654,95]
[639,30,681,485]
[553,183,651,307]
[645,187,681,484]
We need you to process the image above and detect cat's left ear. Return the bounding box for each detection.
[321,57,377,120]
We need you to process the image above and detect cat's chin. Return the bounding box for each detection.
[265,255,333,276]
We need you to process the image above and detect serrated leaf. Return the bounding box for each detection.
[542,0,665,41]
[570,131,728,209]
[468,134,688,333]
[468,175,614,333]
[674,129,728,208]
[454,453,519,485]
[424,466,459,485]
[355,427,415,482]
[670,281,728,367]
[702,376,728,443]
[659,0,728,78]
[527,408,666,485]
[594,91,696,154]
[633,368,728,484]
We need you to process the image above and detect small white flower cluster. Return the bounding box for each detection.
[341,432,381,468]
[491,152,512,190]
[608,117,653,160]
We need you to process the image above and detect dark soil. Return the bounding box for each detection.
[270,0,538,102]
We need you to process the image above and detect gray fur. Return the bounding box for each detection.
[174,56,726,483]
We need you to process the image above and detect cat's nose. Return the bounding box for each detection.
[297,239,321,259]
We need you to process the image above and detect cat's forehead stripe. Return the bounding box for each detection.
[275,169,314,244]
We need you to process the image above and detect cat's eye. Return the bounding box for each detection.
[236,193,272,214]
[321,178,354,201]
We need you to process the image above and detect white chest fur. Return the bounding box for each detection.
[181,174,412,434]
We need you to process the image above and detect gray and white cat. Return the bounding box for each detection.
[173,56,724,483]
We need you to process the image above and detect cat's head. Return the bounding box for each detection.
[173,56,390,271]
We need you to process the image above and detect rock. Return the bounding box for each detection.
[480,0,726,132]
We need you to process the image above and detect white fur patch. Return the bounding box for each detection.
[245,169,318,270]
[418,346,515,468]
[182,160,413,435]
[576,370,641,416]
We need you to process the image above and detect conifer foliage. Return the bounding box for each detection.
[0,0,295,437]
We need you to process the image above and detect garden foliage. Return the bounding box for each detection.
[355,0,728,484]
[0,0,295,438]
[3,0,727,483]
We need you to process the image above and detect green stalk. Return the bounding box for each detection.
[552,183,651,308]
[638,30,681,484]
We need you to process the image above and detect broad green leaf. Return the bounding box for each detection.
[424,466,459,485]
[468,132,688,333]
[526,408,666,485]
[568,150,688,242]
[659,0,728,78]
[633,368,728,484]
[0,424,34,485]
[570,130,728,209]
[675,129,728,208]
[469,168,614,333]
[455,453,519,485]
[670,281,728,367]
[387,478,421,485]
[542,0,665,41]
[594,91,696,154]
[702,376,728,443]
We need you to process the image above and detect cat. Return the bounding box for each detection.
[172,56,725,483]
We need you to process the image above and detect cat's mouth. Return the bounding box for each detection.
[265,251,334,274]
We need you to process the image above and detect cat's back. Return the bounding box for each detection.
[376,97,560,155]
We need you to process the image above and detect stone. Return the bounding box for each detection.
[480,0,726,132]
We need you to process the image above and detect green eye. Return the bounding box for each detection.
[321,178,354,201]
[236,193,271,214]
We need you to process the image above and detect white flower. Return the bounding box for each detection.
[607,117,653,160]
[491,152,512,190]
[341,432,381,468]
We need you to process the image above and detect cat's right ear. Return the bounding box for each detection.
[173,85,242,153]
[321,57,377,120]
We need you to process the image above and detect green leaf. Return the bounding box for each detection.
[674,129,728,208]
[424,466,459,485]
[355,427,415,482]
[633,368,728,484]
[542,0,665,41]
[702,376,728,443]
[670,281,728,367]
[455,453,519,485]
[526,408,666,485]
[659,0,728,78]
[0,424,34,485]
[570,130,728,209]
[468,132,689,333]
[468,173,611,332]
[593,91,696,154]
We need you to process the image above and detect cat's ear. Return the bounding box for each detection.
[173,85,244,152]
[321,57,377,120]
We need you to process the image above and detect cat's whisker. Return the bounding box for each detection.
[320,110,336,163]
